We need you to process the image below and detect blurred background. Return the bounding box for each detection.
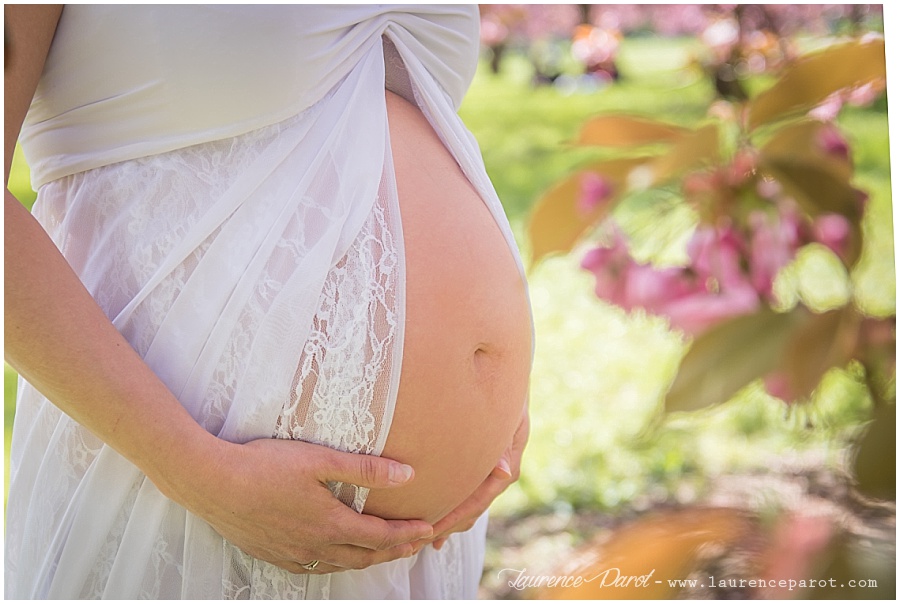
[465,4,893,599]
[4,4,894,600]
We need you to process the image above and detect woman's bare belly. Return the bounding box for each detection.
[362,92,532,524]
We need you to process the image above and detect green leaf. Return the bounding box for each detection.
[527,157,650,263]
[748,37,886,131]
[808,534,897,599]
[575,115,689,148]
[853,403,896,500]
[650,124,720,186]
[758,120,862,219]
[665,308,806,412]
[759,159,863,219]
[778,306,860,403]
[760,120,853,181]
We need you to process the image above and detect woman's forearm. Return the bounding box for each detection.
[4,2,218,507]
[4,0,222,518]
[4,189,224,501]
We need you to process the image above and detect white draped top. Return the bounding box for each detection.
[9,4,525,600]
[22,5,479,188]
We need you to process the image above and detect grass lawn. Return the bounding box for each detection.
[5,36,893,519]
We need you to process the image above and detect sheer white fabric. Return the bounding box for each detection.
[7,5,525,599]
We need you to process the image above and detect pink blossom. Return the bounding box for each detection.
[659,283,760,335]
[480,19,508,47]
[809,92,843,122]
[623,264,697,314]
[748,208,804,299]
[811,84,885,122]
[581,228,633,307]
[816,125,850,162]
[571,25,620,68]
[577,172,615,216]
[757,514,834,599]
[763,370,793,401]
[582,223,762,335]
[707,99,737,122]
[726,150,757,187]
[702,17,739,52]
[756,177,781,200]
[687,225,748,289]
[812,213,852,260]
[847,81,882,107]
[581,227,695,313]
[662,224,762,334]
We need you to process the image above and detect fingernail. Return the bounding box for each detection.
[389,462,413,484]
[496,458,512,479]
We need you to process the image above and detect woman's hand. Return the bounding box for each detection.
[419,403,529,551]
[167,437,434,574]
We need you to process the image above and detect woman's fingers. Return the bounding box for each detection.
[433,473,508,535]
[313,446,435,549]
[214,404,529,572]
[268,530,420,575]
[426,406,531,550]
[203,438,436,573]
[339,513,433,550]
[274,538,415,575]
[320,540,418,571]
[267,520,421,573]
[491,453,513,479]
[316,445,417,489]
[418,473,508,552]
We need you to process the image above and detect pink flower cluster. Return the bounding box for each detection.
[809,80,886,122]
[581,207,853,335]
[577,172,615,215]
[571,24,621,74]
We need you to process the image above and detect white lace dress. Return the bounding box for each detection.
[6,5,526,599]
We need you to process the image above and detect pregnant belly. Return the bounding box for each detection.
[362,92,532,524]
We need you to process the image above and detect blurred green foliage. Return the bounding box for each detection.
[460,37,712,232]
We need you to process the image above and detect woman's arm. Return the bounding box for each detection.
[4,4,431,574]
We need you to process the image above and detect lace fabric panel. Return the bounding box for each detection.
[218,137,404,598]
[212,44,407,597]
[273,181,401,507]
